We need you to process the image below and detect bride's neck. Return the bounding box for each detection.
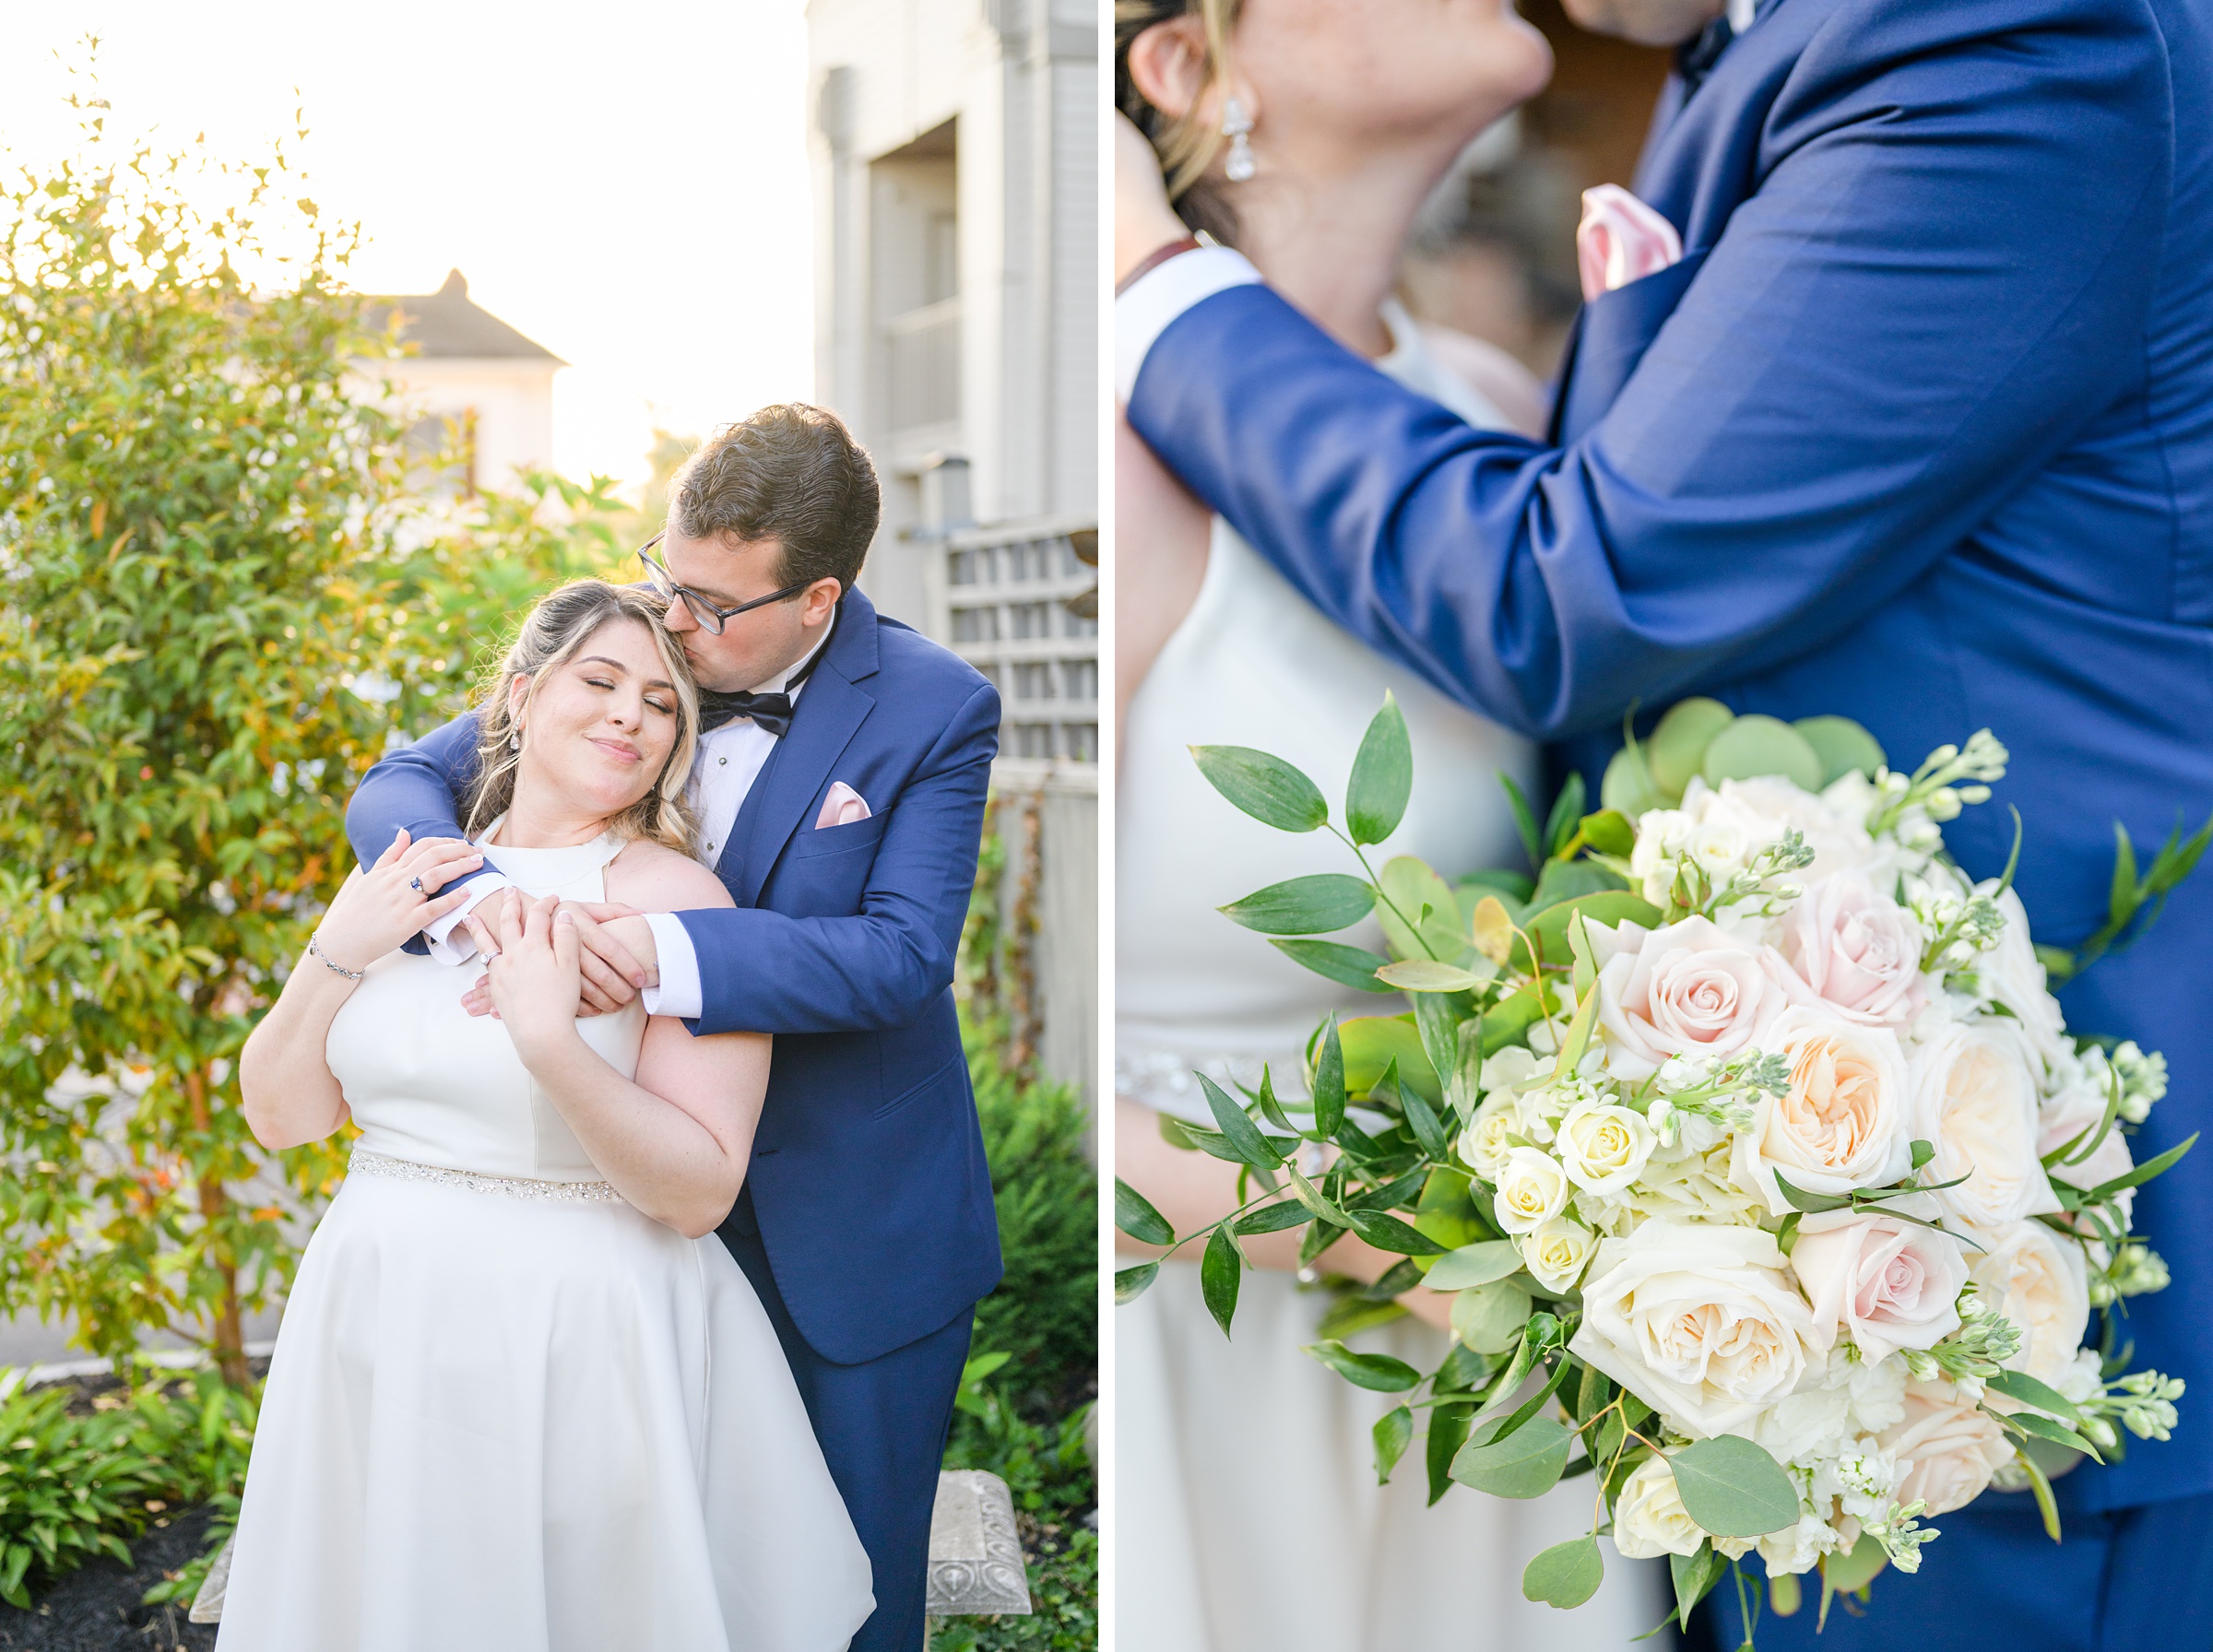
[1230,143,1462,360]
[491,780,616,849]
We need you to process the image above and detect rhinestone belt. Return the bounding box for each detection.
[348,1148,623,1204]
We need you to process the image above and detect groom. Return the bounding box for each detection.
[345,404,1002,1652]
[1117,0,2213,1646]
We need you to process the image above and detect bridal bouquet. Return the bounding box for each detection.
[1115,697,2196,1634]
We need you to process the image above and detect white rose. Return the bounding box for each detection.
[1520,1217,1597,1292]
[1780,871,1930,1029]
[1555,1101,1658,1195]
[1493,1146,1571,1234]
[2037,1060,2136,1217]
[1623,1140,1768,1229]
[1975,887,2071,1080]
[1913,1022,2061,1227]
[1789,1210,1970,1363]
[1570,1220,1817,1439]
[1969,1219,2090,1388]
[1880,1380,2014,1516]
[1459,1092,1522,1184]
[1732,1007,1913,1217]
[1597,916,1800,1081]
[1610,1455,1706,1560]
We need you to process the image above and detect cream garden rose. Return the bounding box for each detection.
[1912,1022,2061,1227]
[1781,869,1929,1028]
[1881,1381,2015,1516]
[1731,1007,1913,1216]
[1459,1092,1522,1184]
[1790,1210,1970,1363]
[1520,1216,1598,1292]
[1970,1219,2091,1388]
[1610,1455,1706,1560]
[1595,916,1798,1081]
[1493,1146,1572,1234]
[1570,1221,1817,1437]
[1555,1100,1658,1195]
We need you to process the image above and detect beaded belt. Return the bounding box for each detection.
[349,1148,623,1204]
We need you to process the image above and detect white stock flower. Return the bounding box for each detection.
[1555,1101,1658,1195]
[1520,1217,1598,1292]
[1703,776,1880,879]
[1880,1380,2014,1516]
[1913,1022,2062,1227]
[1756,1512,1846,1578]
[1493,1146,1572,1234]
[1969,1219,2091,1389]
[1596,916,1799,1081]
[1610,1456,1706,1560]
[1780,870,1930,1029]
[1789,1211,1970,1363]
[1731,1007,1913,1216]
[1570,1221,1817,1438]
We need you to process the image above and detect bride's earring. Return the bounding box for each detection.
[508,728,522,753]
[1222,97,1255,183]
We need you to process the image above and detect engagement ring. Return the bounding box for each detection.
[408,877,423,891]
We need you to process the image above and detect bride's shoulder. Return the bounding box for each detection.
[1410,321,1548,440]
[605,838,735,914]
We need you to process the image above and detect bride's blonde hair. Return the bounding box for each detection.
[1116,0,1244,244]
[463,580,700,855]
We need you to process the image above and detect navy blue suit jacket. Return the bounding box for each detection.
[346,588,1004,1365]
[1128,0,2213,1508]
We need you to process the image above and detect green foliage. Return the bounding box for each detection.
[0,97,638,1381]
[1666,1435,1799,1538]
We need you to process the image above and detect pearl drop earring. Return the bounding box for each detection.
[1222,97,1255,183]
[508,729,522,753]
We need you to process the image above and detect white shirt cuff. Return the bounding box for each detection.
[421,873,512,965]
[1115,244,1262,403]
[640,912,703,1021]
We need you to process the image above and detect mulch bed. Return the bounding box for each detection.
[0,1503,218,1652]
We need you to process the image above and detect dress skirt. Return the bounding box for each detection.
[216,1167,874,1652]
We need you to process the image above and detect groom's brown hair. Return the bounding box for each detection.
[669,403,881,592]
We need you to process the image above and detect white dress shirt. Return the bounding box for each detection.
[422,612,837,1024]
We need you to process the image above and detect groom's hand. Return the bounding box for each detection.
[458,900,651,1018]
[1115,112,1187,289]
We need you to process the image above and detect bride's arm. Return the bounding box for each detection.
[241,832,482,1150]
[472,850,766,1238]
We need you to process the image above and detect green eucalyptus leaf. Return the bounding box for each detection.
[1450,1414,1572,1498]
[1602,742,1668,817]
[1819,1532,1888,1596]
[1339,1016,1443,1104]
[1648,698,1735,796]
[1427,1399,1474,1506]
[1700,714,1824,792]
[1190,744,1330,832]
[1450,1278,1534,1354]
[1793,715,1887,785]
[1220,873,1377,936]
[1346,692,1414,845]
[1523,1535,1604,1609]
[1667,1435,1800,1538]
[1375,856,1467,962]
[1426,1240,1526,1292]
[1304,1339,1422,1393]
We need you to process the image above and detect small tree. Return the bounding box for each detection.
[0,85,629,1384]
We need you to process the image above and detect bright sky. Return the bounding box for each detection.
[0,0,814,493]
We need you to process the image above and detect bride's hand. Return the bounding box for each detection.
[312,831,483,974]
[479,891,585,1060]
[1115,112,1187,288]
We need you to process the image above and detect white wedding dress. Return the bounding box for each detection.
[1117,302,1664,1650]
[217,831,874,1652]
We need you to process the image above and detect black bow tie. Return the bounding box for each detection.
[695,643,826,738]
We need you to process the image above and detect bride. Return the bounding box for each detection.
[1113,2,1661,1647]
[226,580,872,1650]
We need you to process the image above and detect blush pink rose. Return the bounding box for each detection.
[1595,916,1799,1081]
[1781,871,1929,1029]
[1577,184,1683,300]
[1882,1381,2015,1516]
[1789,1210,1969,1363]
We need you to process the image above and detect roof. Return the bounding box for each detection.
[363,269,565,364]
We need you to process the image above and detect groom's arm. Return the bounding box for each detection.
[1121,0,2167,738]
[672,680,998,1038]
[345,713,510,959]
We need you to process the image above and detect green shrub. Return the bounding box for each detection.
[964,1036,1096,1410]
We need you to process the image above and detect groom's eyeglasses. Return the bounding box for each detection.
[636,533,812,636]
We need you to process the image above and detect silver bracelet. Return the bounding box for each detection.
[309,935,365,982]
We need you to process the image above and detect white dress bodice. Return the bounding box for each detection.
[325,831,646,1182]
[1116,303,1541,1117]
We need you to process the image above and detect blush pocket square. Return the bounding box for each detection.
[816,782,870,830]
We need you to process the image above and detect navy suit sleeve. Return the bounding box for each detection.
[1124,0,2169,739]
[678,680,1000,1037]
[344,712,491,875]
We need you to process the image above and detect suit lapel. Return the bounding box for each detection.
[723,594,882,907]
